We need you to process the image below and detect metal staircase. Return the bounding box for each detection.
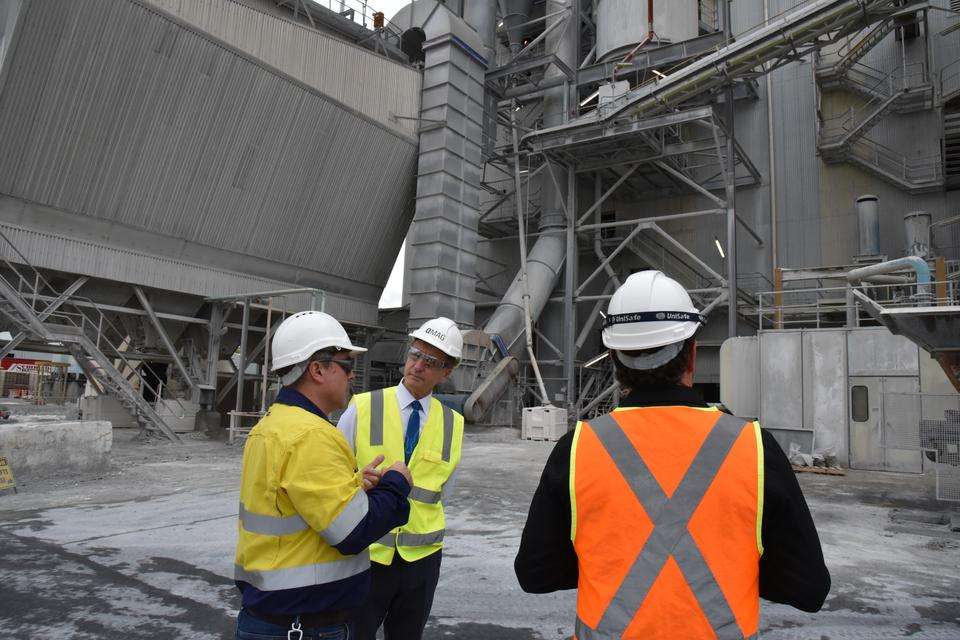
[815,19,940,194]
[839,136,943,193]
[815,17,902,81]
[0,232,181,441]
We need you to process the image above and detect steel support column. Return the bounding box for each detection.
[564,165,577,408]
[724,0,739,338]
[134,286,198,398]
[235,300,251,416]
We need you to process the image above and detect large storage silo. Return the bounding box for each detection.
[596,0,700,62]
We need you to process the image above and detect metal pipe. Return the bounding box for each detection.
[846,256,933,326]
[510,102,550,404]
[565,164,578,407]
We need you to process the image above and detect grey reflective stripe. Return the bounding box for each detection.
[575,618,755,640]
[397,530,444,547]
[376,533,396,547]
[370,389,385,446]
[320,489,369,546]
[441,402,454,462]
[409,486,443,504]
[234,551,370,590]
[585,412,749,639]
[238,503,309,536]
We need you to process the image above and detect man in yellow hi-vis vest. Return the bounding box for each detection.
[234,311,414,640]
[338,317,465,640]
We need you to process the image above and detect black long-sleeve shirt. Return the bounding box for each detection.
[514,385,830,613]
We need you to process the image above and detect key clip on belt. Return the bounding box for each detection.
[288,621,303,640]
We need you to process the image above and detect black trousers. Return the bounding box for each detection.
[355,550,442,640]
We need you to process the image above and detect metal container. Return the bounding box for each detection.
[856,195,880,256]
[904,211,932,258]
[596,0,699,62]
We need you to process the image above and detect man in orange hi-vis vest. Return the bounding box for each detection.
[515,271,830,639]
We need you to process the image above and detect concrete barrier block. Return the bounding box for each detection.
[0,420,112,481]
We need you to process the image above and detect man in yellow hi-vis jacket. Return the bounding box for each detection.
[338,317,465,640]
[234,311,413,640]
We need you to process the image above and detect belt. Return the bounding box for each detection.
[248,608,354,628]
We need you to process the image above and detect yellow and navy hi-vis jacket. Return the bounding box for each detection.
[234,387,410,614]
[352,386,464,565]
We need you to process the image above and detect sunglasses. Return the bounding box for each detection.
[407,346,449,370]
[316,357,354,375]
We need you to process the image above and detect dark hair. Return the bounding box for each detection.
[611,338,695,391]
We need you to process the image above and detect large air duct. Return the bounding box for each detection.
[464,0,497,63]
[904,211,932,258]
[856,195,880,257]
[394,1,489,330]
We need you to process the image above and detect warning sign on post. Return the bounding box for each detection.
[0,456,16,492]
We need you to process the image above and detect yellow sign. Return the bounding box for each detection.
[0,456,16,492]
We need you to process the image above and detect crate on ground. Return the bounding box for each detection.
[521,405,568,441]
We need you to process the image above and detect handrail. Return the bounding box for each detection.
[820,62,929,144]
[941,58,960,102]
[0,229,190,420]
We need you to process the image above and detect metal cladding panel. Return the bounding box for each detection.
[720,336,759,419]
[847,327,919,376]
[145,0,421,139]
[802,329,848,460]
[0,222,379,325]
[0,0,418,300]
[759,331,804,430]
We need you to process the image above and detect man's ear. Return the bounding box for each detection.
[687,340,697,375]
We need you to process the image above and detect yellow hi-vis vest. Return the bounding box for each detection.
[353,386,464,564]
[235,403,371,591]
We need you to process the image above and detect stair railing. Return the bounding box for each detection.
[820,62,927,145]
[941,59,960,104]
[847,135,943,185]
[0,229,190,425]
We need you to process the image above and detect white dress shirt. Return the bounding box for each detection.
[337,380,458,499]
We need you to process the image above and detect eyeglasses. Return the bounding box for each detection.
[406,346,449,370]
[316,357,354,375]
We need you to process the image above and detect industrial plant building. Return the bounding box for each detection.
[0,0,958,635]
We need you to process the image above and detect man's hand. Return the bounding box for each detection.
[362,454,385,491]
[384,461,413,487]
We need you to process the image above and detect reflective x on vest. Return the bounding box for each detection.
[575,412,756,640]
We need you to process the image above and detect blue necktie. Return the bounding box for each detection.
[404,399,422,463]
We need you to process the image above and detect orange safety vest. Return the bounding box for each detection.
[570,407,764,640]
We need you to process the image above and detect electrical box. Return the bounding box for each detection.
[522,405,568,441]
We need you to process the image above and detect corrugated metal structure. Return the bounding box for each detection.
[0,0,421,323]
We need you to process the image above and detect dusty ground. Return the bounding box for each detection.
[0,427,958,639]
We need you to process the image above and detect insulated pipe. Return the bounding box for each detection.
[845,256,932,326]
[464,233,566,422]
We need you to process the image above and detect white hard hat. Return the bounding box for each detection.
[272,311,366,384]
[602,271,703,370]
[409,317,463,361]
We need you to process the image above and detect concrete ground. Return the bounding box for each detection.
[0,427,958,639]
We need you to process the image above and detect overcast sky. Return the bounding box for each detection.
[369,1,414,308]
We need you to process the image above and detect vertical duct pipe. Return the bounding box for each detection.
[401,3,490,331]
[856,195,880,256]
